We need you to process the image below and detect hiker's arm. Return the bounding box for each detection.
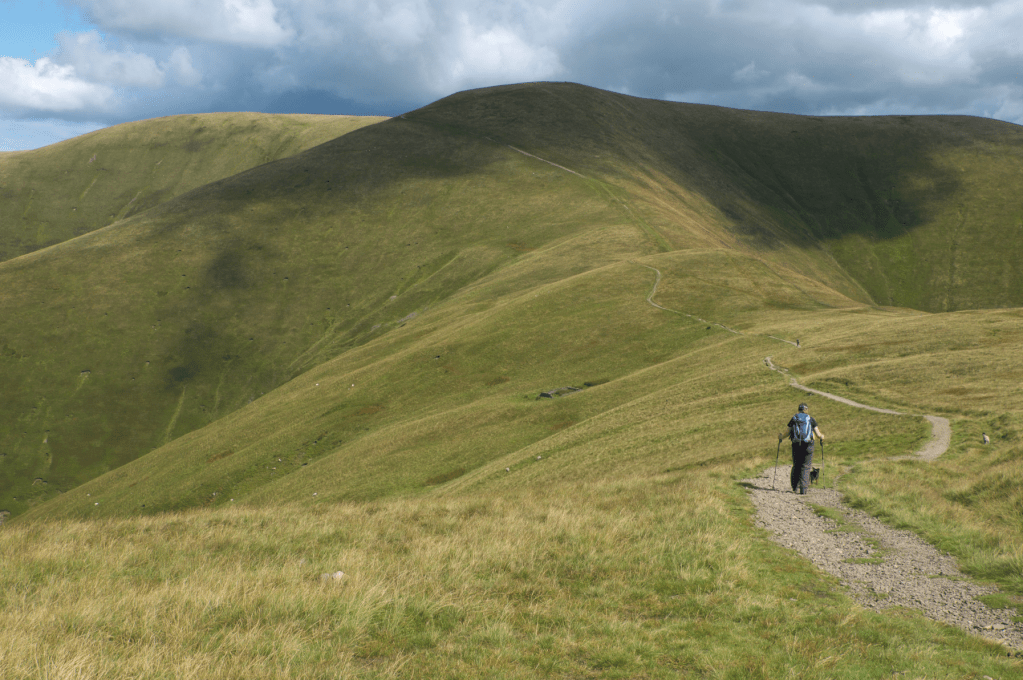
[778,428,790,442]
[814,426,824,441]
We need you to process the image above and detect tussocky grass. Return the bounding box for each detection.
[3,471,1021,679]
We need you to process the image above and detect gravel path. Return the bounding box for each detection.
[635,265,1021,651]
[754,357,1014,649]
[744,468,1023,649]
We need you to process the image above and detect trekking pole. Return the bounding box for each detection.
[820,438,825,488]
[773,439,781,490]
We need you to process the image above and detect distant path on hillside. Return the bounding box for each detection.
[763,356,951,462]
[504,144,588,179]
[637,263,743,335]
[484,137,588,178]
[635,263,950,461]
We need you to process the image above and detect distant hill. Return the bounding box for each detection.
[0,113,388,263]
[4,82,1023,521]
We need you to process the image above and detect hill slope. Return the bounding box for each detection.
[0,112,387,263]
[410,83,1023,311]
[4,82,1023,521]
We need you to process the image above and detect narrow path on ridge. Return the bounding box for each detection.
[763,357,952,462]
[638,263,1023,651]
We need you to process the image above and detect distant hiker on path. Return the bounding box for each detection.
[779,403,824,494]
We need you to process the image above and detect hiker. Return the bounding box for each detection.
[779,402,824,494]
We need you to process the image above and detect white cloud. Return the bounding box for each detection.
[164,47,202,87]
[733,61,770,83]
[0,56,114,112]
[363,0,435,59]
[853,7,981,85]
[56,31,165,87]
[76,0,293,47]
[437,13,563,90]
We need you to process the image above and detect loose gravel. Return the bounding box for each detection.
[744,467,1023,650]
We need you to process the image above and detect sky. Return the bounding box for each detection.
[1,0,1022,151]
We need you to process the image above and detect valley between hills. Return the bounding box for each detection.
[2,82,1023,678]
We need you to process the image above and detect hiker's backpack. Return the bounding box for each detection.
[791,413,814,443]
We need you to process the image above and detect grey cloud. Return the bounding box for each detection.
[4,0,1023,150]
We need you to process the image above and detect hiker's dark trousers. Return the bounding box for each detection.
[791,443,814,494]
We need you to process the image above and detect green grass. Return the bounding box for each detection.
[5,83,1023,516]
[0,112,387,263]
[4,82,1023,676]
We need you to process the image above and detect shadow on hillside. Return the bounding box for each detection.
[136,83,1023,259]
[407,83,1023,250]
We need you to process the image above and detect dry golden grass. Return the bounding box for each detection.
[5,469,1019,679]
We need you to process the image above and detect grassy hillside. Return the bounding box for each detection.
[3,82,1023,518]
[0,112,387,263]
[3,82,1023,677]
[0,109,633,516]
[411,83,1023,311]
[6,267,1023,677]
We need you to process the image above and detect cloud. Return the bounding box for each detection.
[75,0,294,47]
[733,61,770,83]
[6,0,1023,151]
[164,47,202,87]
[55,30,165,87]
[0,56,114,113]
[432,13,563,91]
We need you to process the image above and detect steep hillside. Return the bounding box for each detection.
[412,83,1023,311]
[0,112,387,263]
[4,82,1023,521]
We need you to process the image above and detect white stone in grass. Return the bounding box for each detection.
[320,571,345,582]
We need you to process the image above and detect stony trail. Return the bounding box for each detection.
[637,263,1023,651]
[744,468,1023,650]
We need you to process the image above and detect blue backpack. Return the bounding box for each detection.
[792,413,814,443]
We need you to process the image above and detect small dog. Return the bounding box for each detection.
[810,467,820,484]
